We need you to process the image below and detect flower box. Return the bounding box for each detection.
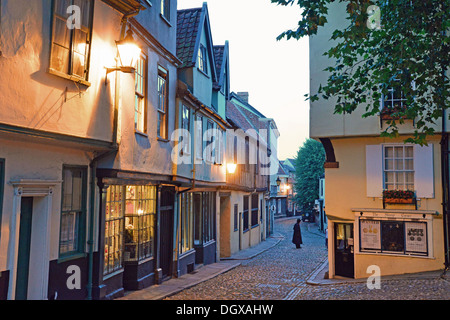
[382,190,417,209]
[383,197,415,204]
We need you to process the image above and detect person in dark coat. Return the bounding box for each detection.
[292,219,303,249]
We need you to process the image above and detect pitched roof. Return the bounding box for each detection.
[176,7,202,68]
[226,101,254,132]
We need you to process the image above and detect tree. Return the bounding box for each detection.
[272,0,450,145]
[293,139,326,211]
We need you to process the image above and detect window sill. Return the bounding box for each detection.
[157,137,170,143]
[357,251,433,259]
[103,268,124,281]
[47,68,91,87]
[135,130,148,138]
[160,13,172,27]
[197,68,210,79]
[57,252,87,264]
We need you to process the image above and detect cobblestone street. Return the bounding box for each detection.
[165,218,450,300]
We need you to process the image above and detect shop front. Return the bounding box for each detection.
[93,171,177,299]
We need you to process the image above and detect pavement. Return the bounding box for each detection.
[119,217,448,300]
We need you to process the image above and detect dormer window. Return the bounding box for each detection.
[198,44,208,75]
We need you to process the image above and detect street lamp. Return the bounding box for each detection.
[105,27,141,83]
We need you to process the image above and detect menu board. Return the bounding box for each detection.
[360,220,381,250]
[405,222,427,254]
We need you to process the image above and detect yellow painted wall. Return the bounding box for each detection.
[325,136,445,278]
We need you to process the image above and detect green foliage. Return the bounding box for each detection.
[293,139,326,210]
[272,0,450,145]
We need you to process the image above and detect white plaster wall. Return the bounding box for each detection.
[0,0,120,142]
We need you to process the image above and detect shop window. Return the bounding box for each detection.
[359,218,428,256]
[251,194,259,227]
[104,185,157,276]
[194,192,216,245]
[124,186,156,262]
[104,185,124,275]
[180,193,194,253]
[243,195,249,231]
[59,166,87,258]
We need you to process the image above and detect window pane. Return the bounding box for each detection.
[394,147,403,159]
[385,159,393,170]
[53,17,71,48]
[381,221,404,252]
[54,0,72,18]
[405,146,414,158]
[51,45,70,74]
[385,147,393,158]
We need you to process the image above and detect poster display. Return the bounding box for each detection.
[360,220,381,250]
[405,222,427,254]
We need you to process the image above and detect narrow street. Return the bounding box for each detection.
[165,218,328,300]
[165,218,450,300]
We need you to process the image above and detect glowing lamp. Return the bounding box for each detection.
[227,163,237,174]
[116,29,141,72]
[105,28,141,83]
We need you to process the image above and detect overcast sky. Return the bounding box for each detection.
[177,0,310,161]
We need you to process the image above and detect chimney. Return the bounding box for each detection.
[237,92,249,104]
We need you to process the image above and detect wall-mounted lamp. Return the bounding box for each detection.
[227,163,237,174]
[276,177,281,187]
[105,28,141,84]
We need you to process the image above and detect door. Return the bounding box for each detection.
[15,197,33,300]
[159,187,175,279]
[334,223,354,278]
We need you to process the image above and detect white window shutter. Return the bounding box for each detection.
[414,144,434,198]
[366,145,383,197]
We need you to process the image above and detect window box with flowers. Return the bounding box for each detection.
[383,190,417,209]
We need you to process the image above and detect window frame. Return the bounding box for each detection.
[49,0,94,86]
[383,144,415,191]
[197,44,208,75]
[359,218,429,257]
[135,53,148,134]
[157,66,169,140]
[181,104,191,155]
[59,165,88,260]
[160,0,170,22]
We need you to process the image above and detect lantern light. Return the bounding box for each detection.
[105,27,141,84]
[227,163,237,174]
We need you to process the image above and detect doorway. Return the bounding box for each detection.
[334,223,354,278]
[15,197,33,300]
[159,187,175,280]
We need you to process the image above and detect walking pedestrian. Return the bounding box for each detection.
[292,219,303,249]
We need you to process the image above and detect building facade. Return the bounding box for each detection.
[310,2,447,279]
[0,0,281,300]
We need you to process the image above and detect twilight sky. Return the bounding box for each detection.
[177,0,310,161]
